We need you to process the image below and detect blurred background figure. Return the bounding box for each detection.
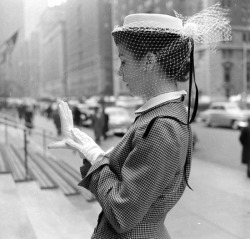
[101,106,109,140]
[73,105,81,126]
[91,106,103,145]
[24,103,34,134]
[17,101,25,122]
[51,103,61,136]
[45,103,53,119]
[239,117,250,178]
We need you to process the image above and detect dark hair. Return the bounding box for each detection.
[112,28,191,82]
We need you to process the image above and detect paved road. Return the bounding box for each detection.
[32,114,246,172]
[192,122,245,171]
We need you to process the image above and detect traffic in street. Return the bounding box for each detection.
[31,113,246,175]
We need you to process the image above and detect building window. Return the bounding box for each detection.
[247,63,250,90]
[223,62,233,98]
[225,68,230,82]
[243,32,250,43]
[243,33,246,42]
[222,49,233,59]
[221,0,231,8]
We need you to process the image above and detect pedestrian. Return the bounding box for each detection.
[46,104,52,119]
[73,105,81,126]
[239,117,250,178]
[24,103,34,134]
[48,4,231,238]
[91,106,103,145]
[101,106,109,140]
[52,104,62,136]
[17,102,25,122]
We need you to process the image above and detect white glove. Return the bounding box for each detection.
[65,128,105,165]
[48,100,74,149]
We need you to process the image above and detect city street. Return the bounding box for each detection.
[1,112,250,238]
[31,113,246,173]
[192,122,245,170]
[31,113,250,239]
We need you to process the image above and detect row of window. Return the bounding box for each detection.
[243,32,250,43]
[221,0,232,8]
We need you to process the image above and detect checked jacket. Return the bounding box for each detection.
[78,97,193,239]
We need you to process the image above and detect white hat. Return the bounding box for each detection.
[123,13,183,30]
[112,3,231,48]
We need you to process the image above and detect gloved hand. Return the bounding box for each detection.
[48,100,74,149]
[65,128,105,165]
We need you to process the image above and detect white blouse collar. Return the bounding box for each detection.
[135,90,187,114]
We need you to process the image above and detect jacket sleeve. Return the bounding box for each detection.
[78,118,183,233]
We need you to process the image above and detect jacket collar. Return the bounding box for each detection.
[135,90,187,115]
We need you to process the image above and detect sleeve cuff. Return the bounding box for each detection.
[78,156,109,188]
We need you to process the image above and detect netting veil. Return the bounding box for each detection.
[112,3,232,100]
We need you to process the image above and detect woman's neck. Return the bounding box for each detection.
[143,81,178,101]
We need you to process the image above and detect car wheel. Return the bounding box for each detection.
[231,120,239,130]
[205,118,211,127]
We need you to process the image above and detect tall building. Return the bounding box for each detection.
[23,0,47,39]
[65,0,113,98]
[193,0,250,100]
[28,31,41,97]
[38,5,67,98]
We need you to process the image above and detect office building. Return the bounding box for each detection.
[194,0,250,100]
[38,5,67,98]
[65,0,113,98]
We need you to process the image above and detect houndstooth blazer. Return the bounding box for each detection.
[78,97,193,239]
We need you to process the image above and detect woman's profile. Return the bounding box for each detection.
[49,3,231,238]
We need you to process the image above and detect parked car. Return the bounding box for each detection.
[199,102,250,129]
[77,103,95,127]
[105,106,135,136]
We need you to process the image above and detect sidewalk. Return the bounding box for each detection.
[167,158,250,239]
[1,114,250,238]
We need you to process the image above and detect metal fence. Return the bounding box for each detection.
[0,112,57,181]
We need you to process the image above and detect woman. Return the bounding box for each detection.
[49,4,231,238]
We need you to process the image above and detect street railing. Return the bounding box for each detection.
[0,112,57,180]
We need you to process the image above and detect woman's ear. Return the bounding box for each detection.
[143,52,156,71]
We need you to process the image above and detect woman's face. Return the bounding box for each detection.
[117,44,145,96]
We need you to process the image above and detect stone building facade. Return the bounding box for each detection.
[65,0,113,98]
[38,5,67,98]
[194,0,250,100]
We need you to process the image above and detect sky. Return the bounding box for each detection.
[24,0,67,38]
[47,0,67,7]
